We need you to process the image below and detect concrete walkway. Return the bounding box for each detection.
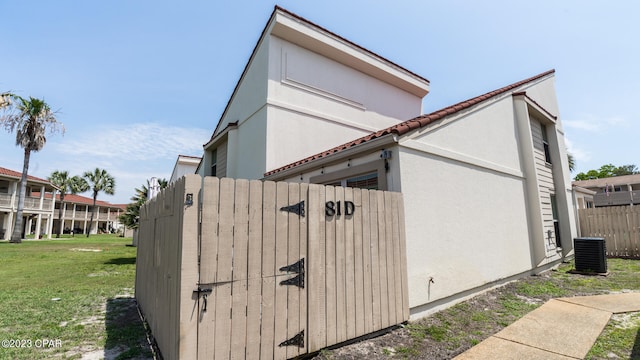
[454,292,640,359]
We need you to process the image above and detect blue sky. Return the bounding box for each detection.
[1,1,638,204]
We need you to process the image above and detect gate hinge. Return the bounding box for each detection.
[279,330,304,348]
[279,258,304,288]
[280,200,305,217]
[280,273,304,288]
[279,258,304,274]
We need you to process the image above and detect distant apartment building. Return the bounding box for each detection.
[0,167,56,240]
[48,193,126,235]
[573,174,640,207]
[1,166,126,239]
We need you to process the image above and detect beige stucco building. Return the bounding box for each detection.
[49,193,125,235]
[573,174,640,208]
[1,166,126,239]
[0,166,56,240]
[197,6,577,318]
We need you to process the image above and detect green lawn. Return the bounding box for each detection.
[0,235,150,359]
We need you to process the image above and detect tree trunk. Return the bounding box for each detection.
[10,149,31,243]
[57,195,65,238]
[87,194,96,238]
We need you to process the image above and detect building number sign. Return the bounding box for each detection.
[279,200,356,217]
[325,201,355,217]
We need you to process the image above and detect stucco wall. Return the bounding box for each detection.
[264,36,424,172]
[268,37,423,128]
[232,107,268,180]
[398,147,532,310]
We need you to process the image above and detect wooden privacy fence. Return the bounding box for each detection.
[578,206,640,258]
[135,175,409,359]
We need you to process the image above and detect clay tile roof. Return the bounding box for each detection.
[0,166,52,184]
[38,192,122,208]
[264,69,555,177]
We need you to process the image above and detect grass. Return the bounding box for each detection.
[394,259,640,359]
[2,237,639,359]
[0,235,150,359]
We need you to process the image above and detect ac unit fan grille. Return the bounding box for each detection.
[574,237,607,273]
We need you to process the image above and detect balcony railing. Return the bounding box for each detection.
[0,193,52,211]
[594,190,640,207]
[53,209,118,221]
[0,193,11,207]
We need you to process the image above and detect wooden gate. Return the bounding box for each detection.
[136,175,408,359]
[198,177,409,359]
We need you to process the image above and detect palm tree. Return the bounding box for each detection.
[83,168,115,237]
[1,92,12,109]
[119,178,168,230]
[568,153,576,173]
[48,170,89,238]
[1,94,64,243]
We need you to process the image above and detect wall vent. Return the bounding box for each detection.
[574,237,607,273]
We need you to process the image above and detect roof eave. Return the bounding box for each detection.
[263,133,397,181]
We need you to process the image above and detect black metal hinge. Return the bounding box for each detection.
[279,258,305,288]
[280,200,305,217]
[280,274,304,288]
[279,330,304,348]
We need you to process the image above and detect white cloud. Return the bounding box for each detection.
[563,120,600,132]
[564,137,591,163]
[55,123,210,161]
[563,116,628,133]
[42,122,210,203]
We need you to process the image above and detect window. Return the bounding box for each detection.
[0,180,9,193]
[541,124,552,164]
[326,172,379,190]
[310,160,387,191]
[210,149,217,177]
[346,173,378,189]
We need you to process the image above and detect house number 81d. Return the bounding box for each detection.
[325,201,355,217]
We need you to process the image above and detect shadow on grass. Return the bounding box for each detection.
[105,257,136,265]
[105,297,154,359]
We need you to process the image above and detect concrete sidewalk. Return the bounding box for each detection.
[454,292,640,359]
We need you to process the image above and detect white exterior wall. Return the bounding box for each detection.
[263,36,424,172]
[397,77,576,317]
[170,157,201,183]
[205,9,428,180]
[397,97,533,313]
[233,108,268,180]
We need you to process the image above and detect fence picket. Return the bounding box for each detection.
[308,184,326,352]
[578,206,640,259]
[286,182,301,359]
[230,179,249,360]
[324,185,337,346]
[344,187,357,340]
[273,181,290,360]
[352,189,366,337]
[260,181,277,359]
[246,180,263,359]
[376,190,390,329]
[334,186,347,343]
